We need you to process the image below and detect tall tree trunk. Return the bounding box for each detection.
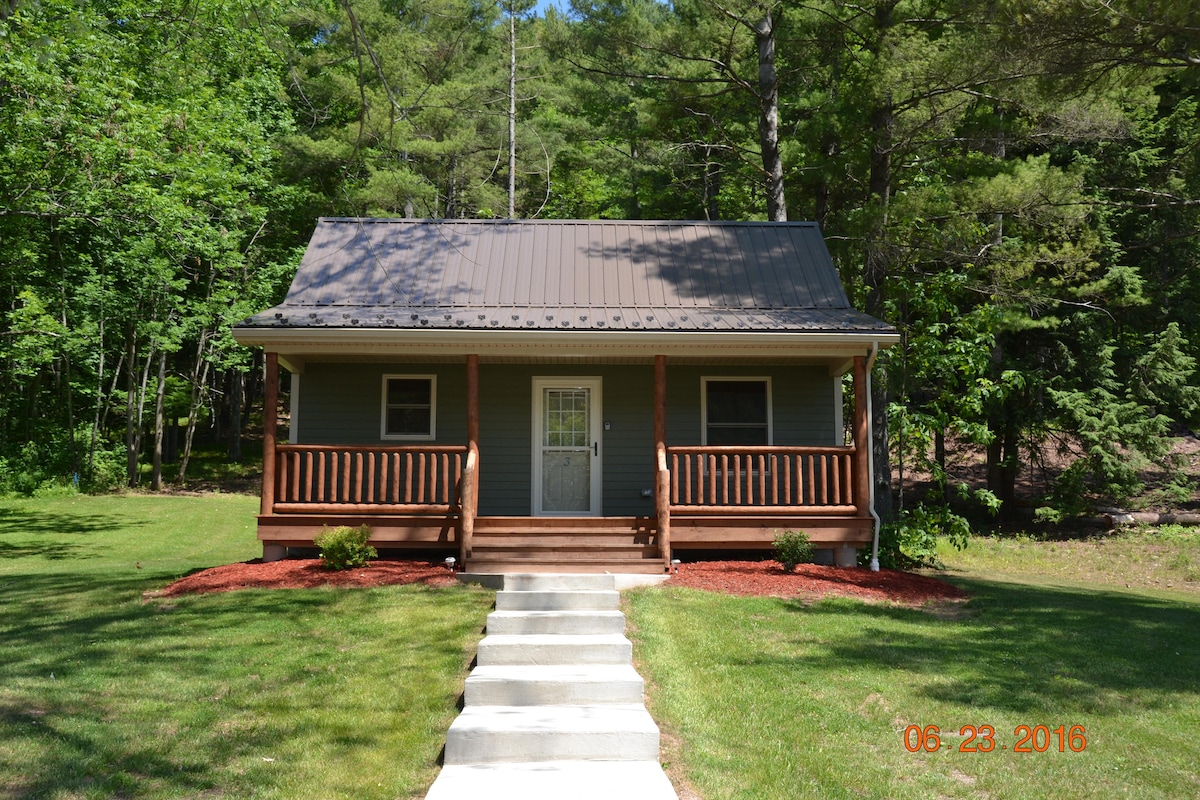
[177,329,212,483]
[755,11,786,221]
[862,2,899,521]
[88,314,105,485]
[125,335,139,487]
[508,1,517,218]
[228,368,243,463]
[151,349,167,491]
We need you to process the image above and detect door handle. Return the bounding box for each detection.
[593,442,598,456]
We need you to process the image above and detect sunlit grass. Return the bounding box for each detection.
[628,532,1200,799]
[0,494,493,799]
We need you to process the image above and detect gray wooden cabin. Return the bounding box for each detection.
[233,218,898,573]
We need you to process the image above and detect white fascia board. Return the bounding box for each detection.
[232,327,899,360]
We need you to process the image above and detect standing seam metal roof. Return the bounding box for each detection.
[238,219,894,333]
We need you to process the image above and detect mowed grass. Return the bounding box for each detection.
[0,493,494,799]
[626,531,1200,800]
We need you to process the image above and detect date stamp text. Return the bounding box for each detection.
[903,724,1088,753]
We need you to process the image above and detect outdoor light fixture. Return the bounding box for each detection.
[671,558,681,574]
[444,556,456,571]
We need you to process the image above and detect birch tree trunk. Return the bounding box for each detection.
[755,11,786,222]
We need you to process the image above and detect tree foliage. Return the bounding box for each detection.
[1,0,1197,519]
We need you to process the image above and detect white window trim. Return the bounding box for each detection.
[380,374,437,441]
[700,376,773,446]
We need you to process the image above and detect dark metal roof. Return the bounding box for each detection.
[237,219,893,334]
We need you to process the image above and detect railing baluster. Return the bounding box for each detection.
[831,453,840,505]
[441,453,450,504]
[733,455,742,504]
[417,453,427,503]
[843,454,853,504]
[805,455,815,504]
[393,453,403,503]
[818,455,828,504]
[783,455,791,504]
[764,455,772,504]
[404,452,413,503]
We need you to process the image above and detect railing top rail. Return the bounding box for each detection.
[276,443,469,454]
[667,445,855,455]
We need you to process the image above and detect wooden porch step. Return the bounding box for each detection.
[467,559,667,575]
[467,518,666,574]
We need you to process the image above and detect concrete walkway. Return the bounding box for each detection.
[424,574,679,800]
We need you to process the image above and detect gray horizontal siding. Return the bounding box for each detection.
[294,361,836,516]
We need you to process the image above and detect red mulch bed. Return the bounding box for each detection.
[666,560,967,606]
[153,559,458,597]
[153,558,965,606]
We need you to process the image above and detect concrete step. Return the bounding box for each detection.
[464,664,644,707]
[503,574,617,592]
[425,761,677,800]
[443,705,661,765]
[477,633,632,667]
[495,589,620,611]
[486,609,627,636]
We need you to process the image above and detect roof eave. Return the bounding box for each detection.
[231,326,899,363]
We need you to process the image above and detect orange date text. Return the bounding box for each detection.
[903,724,1088,753]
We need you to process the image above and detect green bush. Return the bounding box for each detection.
[874,503,971,570]
[314,525,377,570]
[773,530,814,572]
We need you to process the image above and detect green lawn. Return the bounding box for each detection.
[5,494,1199,799]
[626,531,1200,799]
[0,493,494,799]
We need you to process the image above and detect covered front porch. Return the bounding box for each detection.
[255,353,878,574]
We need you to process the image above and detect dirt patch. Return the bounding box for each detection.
[154,557,966,607]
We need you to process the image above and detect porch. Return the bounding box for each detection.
[255,355,876,574]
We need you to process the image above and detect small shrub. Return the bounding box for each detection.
[773,530,814,572]
[314,525,377,570]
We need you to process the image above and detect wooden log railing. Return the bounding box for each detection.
[667,445,858,514]
[459,444,479,563]
[269,444,469,515]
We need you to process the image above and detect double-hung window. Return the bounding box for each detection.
[381,375,436,440]
[702,377,771,445]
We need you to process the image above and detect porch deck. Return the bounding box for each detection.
[253,354,877,573]
[256,440,873,573]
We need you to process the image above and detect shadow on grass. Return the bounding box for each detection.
[776,578,1200,716]
[1,570,480,798]
[0,506,142,560]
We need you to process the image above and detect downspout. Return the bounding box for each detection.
[866,341,882,572]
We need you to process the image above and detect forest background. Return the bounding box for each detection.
[2,0,1199,539]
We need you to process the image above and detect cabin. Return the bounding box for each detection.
[232,218,898,574]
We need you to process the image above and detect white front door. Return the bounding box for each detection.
[532,377,602,516]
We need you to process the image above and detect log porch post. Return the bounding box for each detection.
[852,355,870,518]
[654,354,671,569]
[261,351,279,517]
[461,353,480,563]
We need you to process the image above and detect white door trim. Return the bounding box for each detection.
[531,377,603,516]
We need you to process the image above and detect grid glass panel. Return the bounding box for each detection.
[543,389,589,448]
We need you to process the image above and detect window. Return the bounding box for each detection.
[381,375,436,439]
[702,378,771,445]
